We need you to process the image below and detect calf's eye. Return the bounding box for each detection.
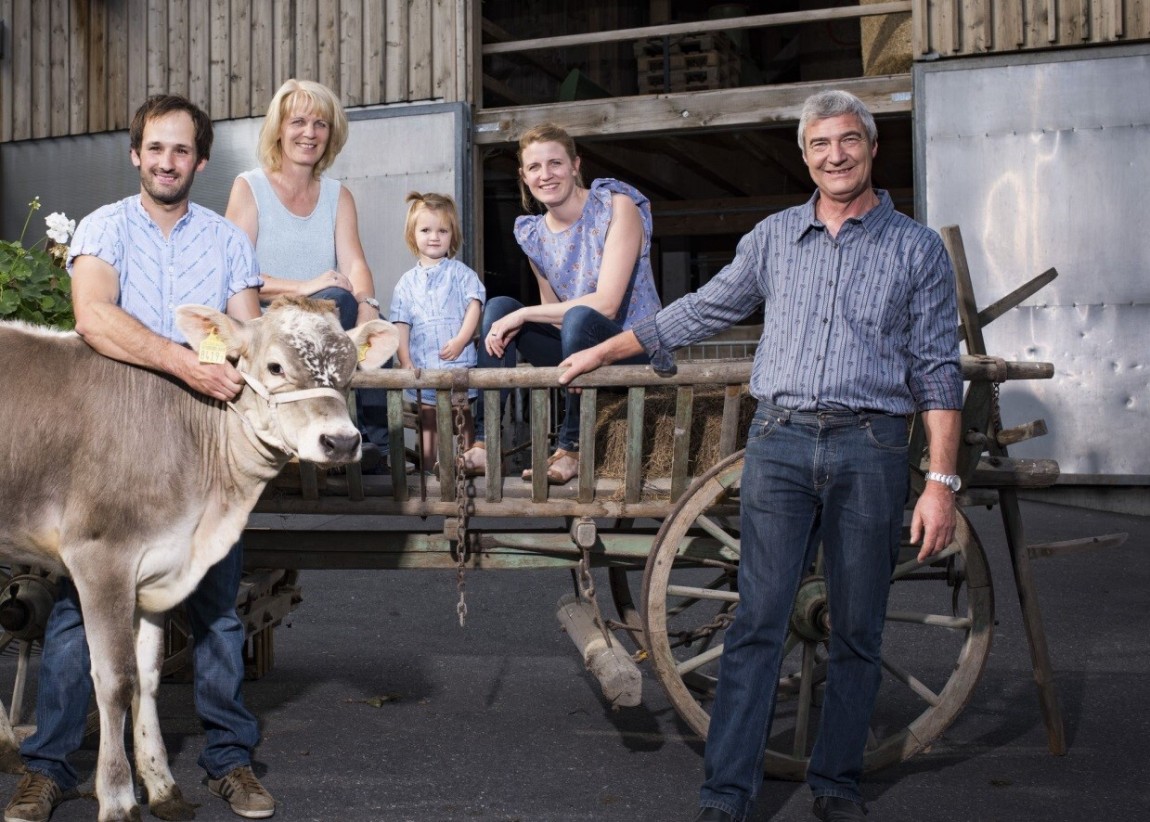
[268,362,284,377]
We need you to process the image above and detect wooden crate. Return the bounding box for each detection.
[633,31,737,58]
[638,63,740,94]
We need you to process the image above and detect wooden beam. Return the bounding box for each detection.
[482,2,913,56]
[473,76,913,145]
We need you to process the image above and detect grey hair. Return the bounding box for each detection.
[797,90,878,151]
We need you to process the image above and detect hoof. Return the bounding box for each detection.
[99,807,143,822]
[149,786,199,821]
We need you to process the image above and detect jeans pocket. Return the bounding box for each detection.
[747,414,782,444]
[863,416,909,452]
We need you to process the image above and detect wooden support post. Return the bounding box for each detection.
[556,593,642,708]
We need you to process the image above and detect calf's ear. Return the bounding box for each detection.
[175,304,251,360]
[349,319,400,370]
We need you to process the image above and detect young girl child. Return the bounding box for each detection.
[390,192,486,472]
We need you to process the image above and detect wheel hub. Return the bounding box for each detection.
[790,575,830,643]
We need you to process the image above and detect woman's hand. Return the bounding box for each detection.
[485,311,525,357]
[306,269,353,296]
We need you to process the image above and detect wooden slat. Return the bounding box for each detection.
[30,0,49,138]
[0,0,13,142]
[362,0,384,104]
[997,0,1026,49]
[49,0,69,136]
[229,0,251,118]
[272,0,294,90]
[250,0,274,113]
[670,386,694,502]
[577,388,597,504]
[208,0,228,118]
[67,0,89,135]
[408,0,432,100]
[719,384,741,458]
[484,389,503,502]
[530,388,549,503]
[146,0,166,95]
[624,387,645,504]
[341,0,363,106]
[187,0,209,114]
[962,0,993,51]
[384,0,407,103]
[295,0,318,89]
[436,391,456,500]
[86,0,107,134]
[318,0,340,94]
[386,389,408,502]
[1058,0,1088,42]
[432,0,452,100]
[167,0,188,97]
[106,0,129,130]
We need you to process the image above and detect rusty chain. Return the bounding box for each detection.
[578,544,615,647]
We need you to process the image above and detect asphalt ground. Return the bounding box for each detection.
[1,499,1147,821]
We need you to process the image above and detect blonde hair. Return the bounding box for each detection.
[258,79,348,177]
[516,122,585,212]
[404,192,462,258]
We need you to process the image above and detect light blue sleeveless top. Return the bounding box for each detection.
[239,168,341,279]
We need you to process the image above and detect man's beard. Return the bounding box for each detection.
[140,169,196,205]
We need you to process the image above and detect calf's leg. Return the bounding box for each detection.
[132,613,196,820]
[72,573,142,822]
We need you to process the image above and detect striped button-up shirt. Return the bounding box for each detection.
[634,190,962,414]
[67,196,261,344]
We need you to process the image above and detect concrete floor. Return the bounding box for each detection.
[1,499,1147,821]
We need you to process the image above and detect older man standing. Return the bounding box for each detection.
[559,89,963,822]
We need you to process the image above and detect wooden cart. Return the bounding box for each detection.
[0,227,1123,778]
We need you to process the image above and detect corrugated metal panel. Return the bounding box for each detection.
[916,44,1150,478]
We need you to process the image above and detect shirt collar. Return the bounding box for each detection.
[132,195,197,236]
[791,188,894,243]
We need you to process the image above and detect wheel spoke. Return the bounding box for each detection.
[793,640,818,757]
[676,642,724,676]
[666,583,740,603]
[885,610,971,630]
[881,655,941,707]
[695,514,741,559]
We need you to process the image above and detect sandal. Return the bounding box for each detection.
[522,448,579,485]
[460,442,487,477]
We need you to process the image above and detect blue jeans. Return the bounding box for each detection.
[473,296,649,451]
[22,542,259,789]
[699,403,909,820]
[314,286,390,452]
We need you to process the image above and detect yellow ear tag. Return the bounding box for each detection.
[198,329,228,364]
[357,343,369,363]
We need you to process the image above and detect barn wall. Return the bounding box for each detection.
[0,0,469,143]
[914,0,1150,57]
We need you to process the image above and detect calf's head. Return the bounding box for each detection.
[177,296,399,465]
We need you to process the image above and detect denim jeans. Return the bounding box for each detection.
[473,296,649,451]
[313,286,390,452]
[698,403,908,820]
[22,542,259,789]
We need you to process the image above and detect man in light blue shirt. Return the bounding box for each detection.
[560,90,963,822]
[5,95,275,822]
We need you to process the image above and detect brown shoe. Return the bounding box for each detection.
[206,766,275,819]
[4,772,66,822]
[522,448,579,485]
[460,442,487,476]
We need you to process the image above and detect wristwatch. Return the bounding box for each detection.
[925,471,961,492]
[359,297,380,310]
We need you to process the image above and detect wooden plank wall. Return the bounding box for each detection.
[0,0,467,143]
[915,0,1150,56]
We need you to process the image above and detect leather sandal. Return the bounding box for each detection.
[522,448,579,485]
[460,442,486,477]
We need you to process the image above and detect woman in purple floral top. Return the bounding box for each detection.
[462,123,661,484]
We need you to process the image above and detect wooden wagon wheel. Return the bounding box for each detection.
[642,451,994,778]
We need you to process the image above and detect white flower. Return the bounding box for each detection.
[44,212,75,245]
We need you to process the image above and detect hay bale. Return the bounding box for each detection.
[860,0,913,76]
[592,386,755,481]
